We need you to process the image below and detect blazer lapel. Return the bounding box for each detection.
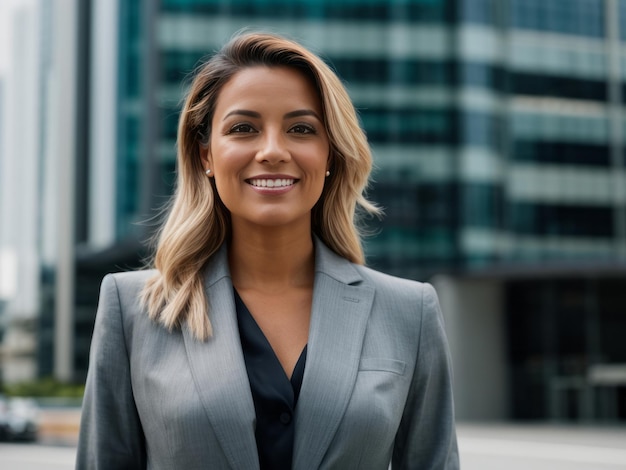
[292,238,375,470]
[182,245,259,470]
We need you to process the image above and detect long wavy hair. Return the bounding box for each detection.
[141,32,380,340]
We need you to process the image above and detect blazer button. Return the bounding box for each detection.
[279,412,292,425]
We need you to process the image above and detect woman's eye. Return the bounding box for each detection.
[229,123,256,134]
[289,124,316,134]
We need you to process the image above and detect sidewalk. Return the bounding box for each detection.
[37,407,81,446]
[457,422,626,448]
[457,422,626,469]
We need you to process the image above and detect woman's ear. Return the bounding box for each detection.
[199,143,213,176]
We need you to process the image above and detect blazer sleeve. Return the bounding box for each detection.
[392,283,459,469]
[75,274,147,470]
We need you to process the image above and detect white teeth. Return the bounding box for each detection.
[250,179,295,188]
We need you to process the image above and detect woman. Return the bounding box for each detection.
[76,32,459,469]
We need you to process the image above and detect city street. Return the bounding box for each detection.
[1,423,625,469]
[0,443,75,470]
[458,424,626,469]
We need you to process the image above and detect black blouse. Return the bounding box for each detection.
[234,290,307,470]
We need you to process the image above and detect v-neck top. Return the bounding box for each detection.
[234,290,307,470]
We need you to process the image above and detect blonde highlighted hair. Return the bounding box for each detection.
[142,32,380,340]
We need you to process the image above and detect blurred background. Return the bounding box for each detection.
[0,0,625,440]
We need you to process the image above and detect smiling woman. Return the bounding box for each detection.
[76,32,459,470]
[205,66,330,234]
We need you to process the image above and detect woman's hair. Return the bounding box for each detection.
[141,31,380,340]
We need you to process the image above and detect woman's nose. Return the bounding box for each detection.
[255,130,291,164]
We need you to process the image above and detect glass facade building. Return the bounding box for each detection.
[73,0,626,421]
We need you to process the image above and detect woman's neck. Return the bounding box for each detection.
[228,224,315,293]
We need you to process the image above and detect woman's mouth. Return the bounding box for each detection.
[247,178,296,188]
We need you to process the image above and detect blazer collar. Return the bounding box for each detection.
[313,235,365,286]
[187,237,374,470]
[203,243,231,287]
[294,236,375,470]
[183,246,259,470]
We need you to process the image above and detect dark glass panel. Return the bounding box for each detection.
[509,203,614,237]
[459,0,499,25]
[460,62,506,91]
[119,0,142,98]
[364,179,458,276]
[507,279,626,421]
[416,183,457,225]
[460,183,503,228]
[461,62,607,101]
[330,58,454,86]
[598,279,626,363]
[368,181,456,227]
[619,83,626,104]
[360,108,454,144]
[510,0,605,38]
[162,108,180,140]
[621,0,626,41]
[161,51,206,82]
[160,0,450,22]
[116,0,143,239]
[511,72,607,102]
[460,111,502,150]
[162,160,178,193]
[513,141,611,167]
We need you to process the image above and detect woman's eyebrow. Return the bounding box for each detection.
[284,109,322,121]
[223,109,322,122]
[223,109,261,120]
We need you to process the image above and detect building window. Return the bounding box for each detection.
[510,72,607,102]
[330,58,453,86]
[620,0,626,41]
[460,0,499,25]
[461,111,502,150]
[360,108,453,144]
[510,0,605,38]
[512,113,609,144]
[509,202,614,237]
[460,62,505,91]
[461,183,503,228]
[512,141,611,167]
[160,0,449,23]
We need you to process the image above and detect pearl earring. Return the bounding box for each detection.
[205,169,211,175]
[325,170,330,177]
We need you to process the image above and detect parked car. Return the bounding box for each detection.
[0,395,39,442]
[0,395,10,440]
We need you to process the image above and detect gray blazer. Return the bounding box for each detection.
[76,239,459,469]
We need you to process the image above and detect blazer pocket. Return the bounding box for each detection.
[359,357,406,376]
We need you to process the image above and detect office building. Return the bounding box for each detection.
[22,0,626,421]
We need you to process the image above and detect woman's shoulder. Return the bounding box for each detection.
[355,264,426,291]
[103,269,157,287]
[100,269,158,301]
[353,263,439,309]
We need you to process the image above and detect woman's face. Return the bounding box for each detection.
[203,66,330,232]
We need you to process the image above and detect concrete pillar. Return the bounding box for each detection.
[53,0,79,382]
[89,0,118,248]
[431,275,509,421]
